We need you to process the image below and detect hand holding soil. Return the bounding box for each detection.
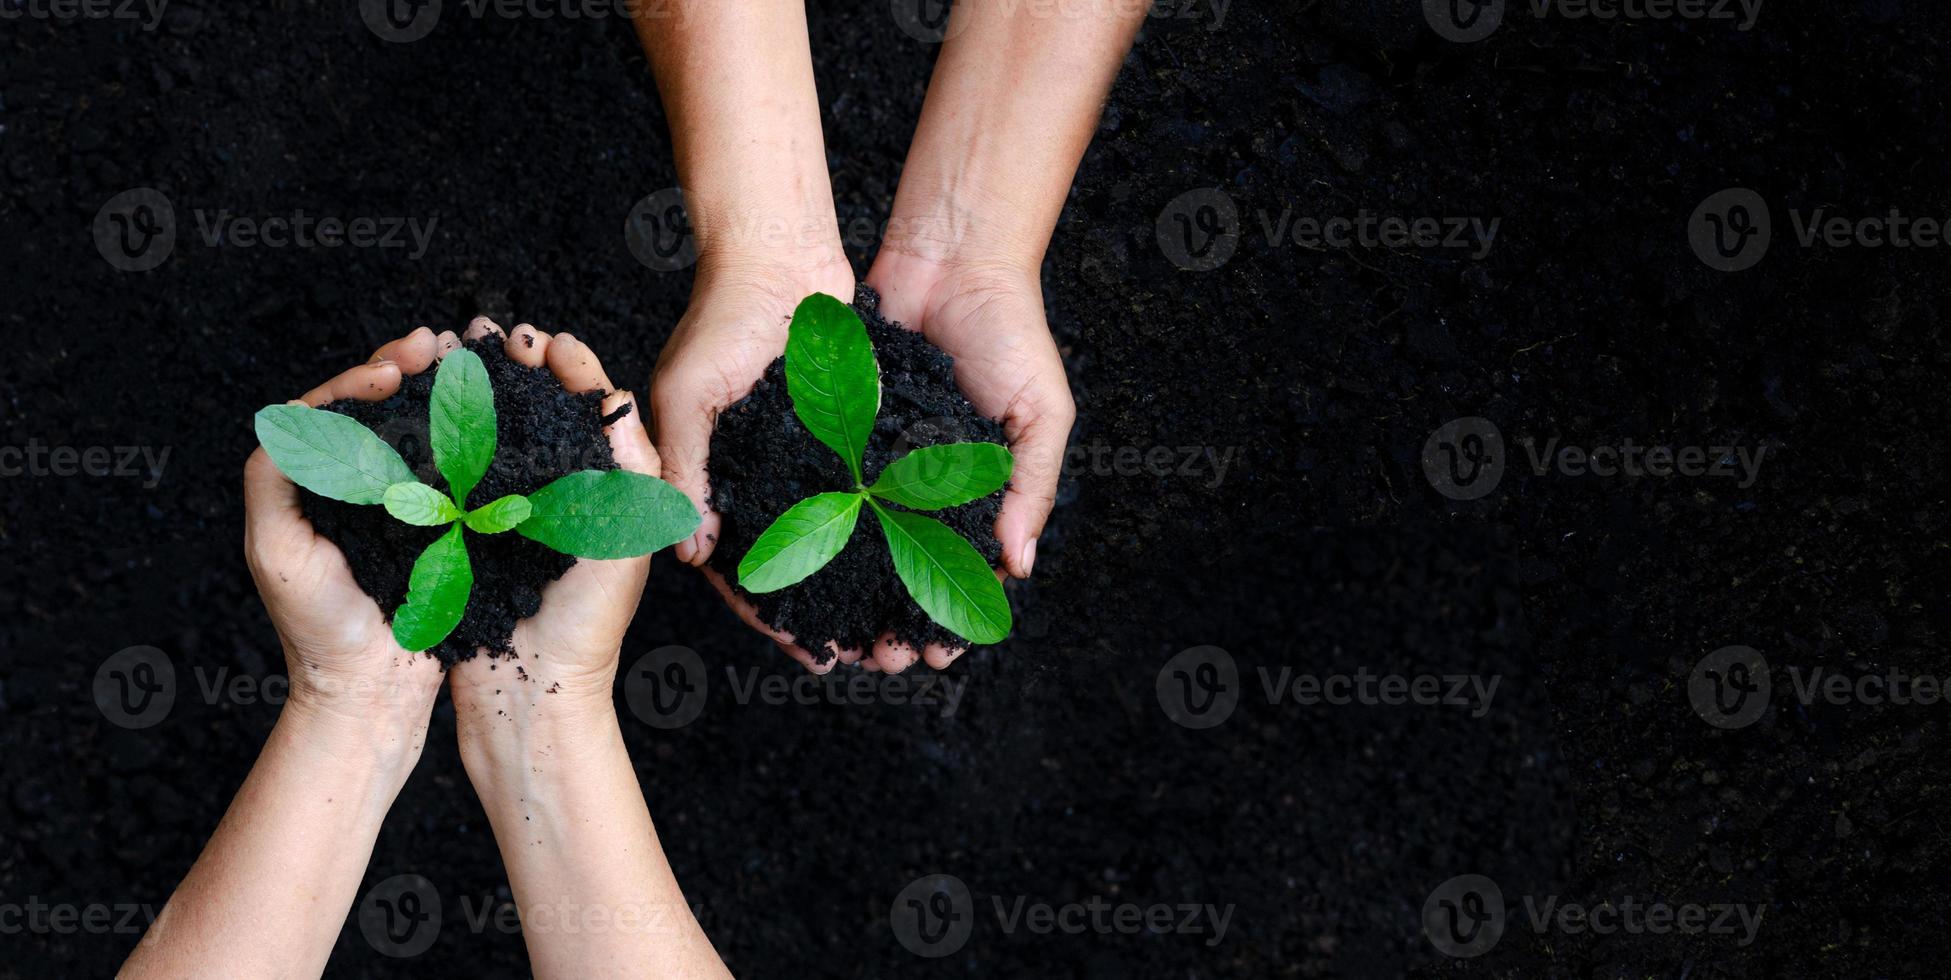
[242,339,448,730]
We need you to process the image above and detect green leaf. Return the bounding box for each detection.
[254,404,417,505]
[383,482,461,527]
[430,347,496,506]
[868,443,1014,510]
[516,470,701,559]
[391,525,473,652]
[868,501,1011,645]
[785,293,880,484]
[464,494,532,534]
[737,492,864,593]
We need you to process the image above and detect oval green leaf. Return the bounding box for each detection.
[254,404,417,505]
[516,470,702,559]
[383,482,461,527]
[869,501,1011,645]
[737,492,864,593]
[868,443,1014,511]
[431,347,496,506]
[391,525,473,652]
[785,293,880,484]
[464,494,532,534]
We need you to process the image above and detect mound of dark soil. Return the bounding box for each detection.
[706,287,1005,658]
[304,337,618,666]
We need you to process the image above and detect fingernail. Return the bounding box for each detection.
[1021,538,1037,577]
[675,536,696,564]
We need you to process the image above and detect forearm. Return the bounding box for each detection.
[881,0,1147,273]
[122,699,431,977]
[457,692,728,979]
[633,0,843,275]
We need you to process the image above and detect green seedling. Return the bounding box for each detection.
[254,348,700,652]
[735,294,1014,645]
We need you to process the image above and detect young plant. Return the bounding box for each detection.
[253,348,700,652]
[735,294,1014,645]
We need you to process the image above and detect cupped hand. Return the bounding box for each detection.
[441,318,668,720]
[244,328,456,726]
[863,251,1075,673]
[649,258,863,674]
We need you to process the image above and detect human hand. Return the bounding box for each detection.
[244,329,455,738]
[444,318,665,727]
[862,252,1074,673]
[650,257,862,674]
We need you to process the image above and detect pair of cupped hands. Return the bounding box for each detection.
[248,255,1072,726]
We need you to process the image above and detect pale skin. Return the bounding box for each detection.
[123,327,732,980]
[634,0,1143,673]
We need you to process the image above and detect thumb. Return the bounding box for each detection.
[649,379,722,566]
[995,395,1074,579]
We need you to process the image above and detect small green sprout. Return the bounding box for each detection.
[735,294,1014,645]
[253,347,700,652]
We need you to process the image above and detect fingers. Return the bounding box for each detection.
[463,316,506,342]
[866,635,920,674]
[369,327,440,375]
[922,642,966,671]
[297,361,404,407]
[242,447,302,550]
[649,379,721,566]
[545,332,615,395]
[433,330,462,359]
[599,390,661,478]
[506,323,550,368]
[699,567,831,674]
[995,396,1076,578]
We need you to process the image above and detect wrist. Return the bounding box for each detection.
[275,693,431,793]
[455,683,622,797]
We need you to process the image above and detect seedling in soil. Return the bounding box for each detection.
[735,294,1014,645]
[254,348,699,652]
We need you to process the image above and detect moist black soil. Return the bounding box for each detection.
[305,337,618,666]
[6,3,1951,978]
[706,286,1005,658]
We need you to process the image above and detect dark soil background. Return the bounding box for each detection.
[707,286,1007,659]
[2,1,1947,977]
[306,335,618,666]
